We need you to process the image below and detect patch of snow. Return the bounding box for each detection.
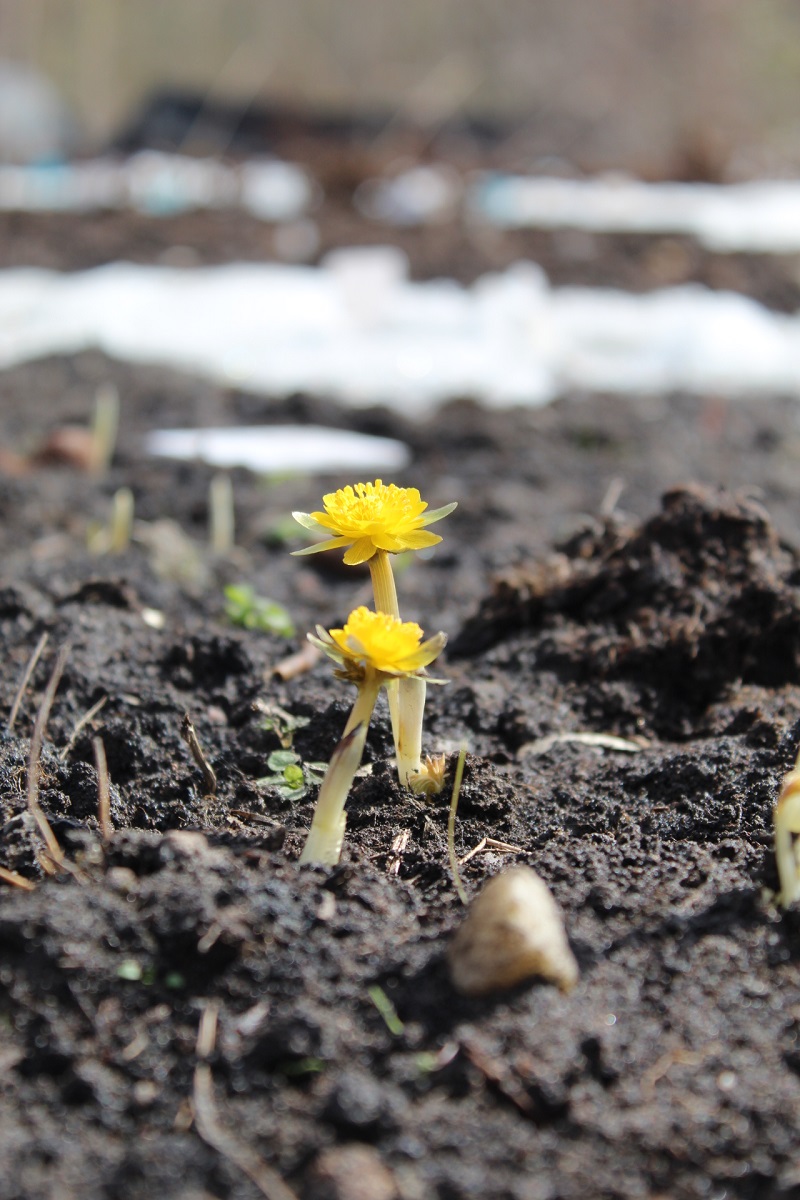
[146,426,410,474]
[1,253,800,410]
[470,173,800,254]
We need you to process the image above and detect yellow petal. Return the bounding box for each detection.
[343,538,377,565]
[371,531,403,552]
[309,510,344,532]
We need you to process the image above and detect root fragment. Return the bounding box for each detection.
[8,631,49,733]
[0,866,36,891]
[27,644,70,873]
[192,1005,299,1200]
[180,713,217,796]
[94,737,112,842]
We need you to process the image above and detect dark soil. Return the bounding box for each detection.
[4,119,800,1200]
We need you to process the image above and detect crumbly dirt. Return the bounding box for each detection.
[5,120,800,1200]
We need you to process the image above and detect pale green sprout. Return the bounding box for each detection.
[292,480,456,785]
[89,383,119,475]
[208,473,235,554]
[88,486,134,554]
[447,746,469,906]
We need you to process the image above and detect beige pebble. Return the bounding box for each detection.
[448,866,579,996]
[132,1079,160,1108]
[305,1144,398,1200]
[105,867,138,895]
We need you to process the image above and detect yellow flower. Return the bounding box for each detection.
[311,606,446,678]
[293,480,456,566]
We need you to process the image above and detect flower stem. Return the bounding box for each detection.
[368,548,427,785]
[395,675,426,785]
[299,674,381,866]
[369,550,399,618]
[369,549,404,773]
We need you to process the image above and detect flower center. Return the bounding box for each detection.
[323,481,425,537]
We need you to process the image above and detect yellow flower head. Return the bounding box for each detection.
[293,480,457,566]
[311,606,446,679]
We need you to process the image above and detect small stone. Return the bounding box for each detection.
[305,1144,398,1200]
[448,866,579,996]
[106,867,138,895]
[164,830,210,857]
[132,1079,160,1107]
[324,1069,403,1135]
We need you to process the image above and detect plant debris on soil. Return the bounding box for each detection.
[4,116,800,1200]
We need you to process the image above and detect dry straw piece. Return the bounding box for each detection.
[448,866,579,996]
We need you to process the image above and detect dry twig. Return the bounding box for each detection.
[459,836,523,867]
[518,730,645,758]
[272,641,321,681]
[8,631,49,732]
[0,865,36,892]
[93,736,112,842]
[181,713,217,795]
[60,695,107,760]
[386,828,410,875]
[27,644,70,873]
[193,1004,299,1200]
[462,1039,536,1118]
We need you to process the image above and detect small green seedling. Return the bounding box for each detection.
[224,584,295,636]
[117,959,156,985]
[87,486,134,555]
[367,985,405,1037]
[257,750,326,800]
[89,382,119,475]
[277,1057,324,1078]
[209,473,235,554]
[256,701,311,749]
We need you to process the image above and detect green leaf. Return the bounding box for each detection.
[267,749,300,771]
[223,584,295,637]
[283,763,305,789]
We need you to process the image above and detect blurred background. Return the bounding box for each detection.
[1,0,800,176]
[4,1,800,433]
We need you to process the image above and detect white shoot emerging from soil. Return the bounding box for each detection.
[774,749,800,906]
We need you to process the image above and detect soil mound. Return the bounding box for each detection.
[452,484,800,708]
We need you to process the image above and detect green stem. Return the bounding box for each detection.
[299,674,381,866]
[369,550,399,617]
